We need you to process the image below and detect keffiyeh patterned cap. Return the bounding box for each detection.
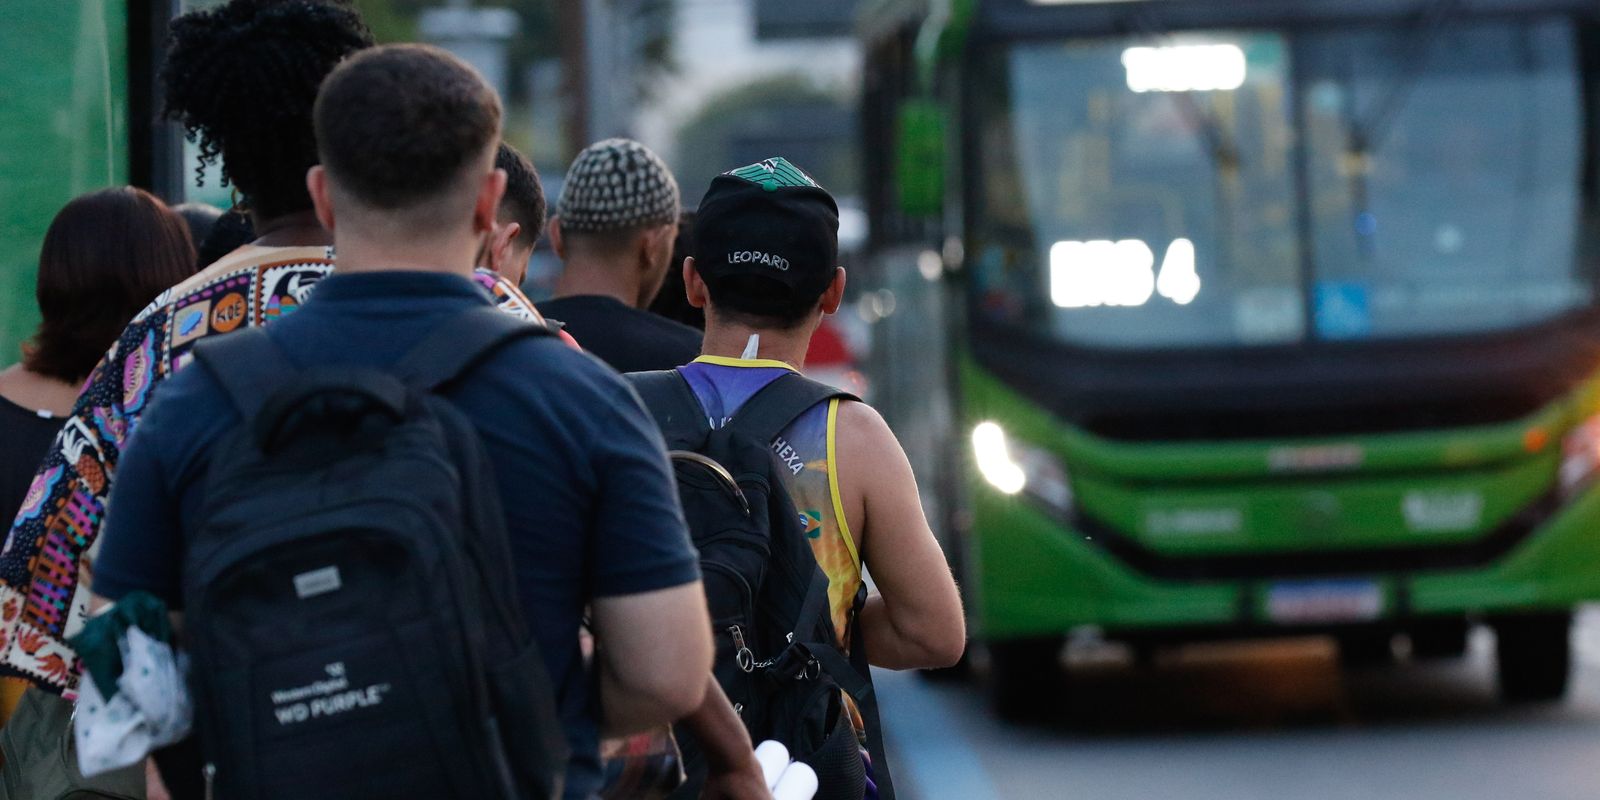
[556,138,680,232]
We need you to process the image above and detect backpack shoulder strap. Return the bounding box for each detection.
[193,328,298,422]
[725,372,858,444]
[396,305,555,391]
[848,586,897,800]
[625,370,710,448]
[797,581,897,799]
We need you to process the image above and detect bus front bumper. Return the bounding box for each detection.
[972,483,1600,641]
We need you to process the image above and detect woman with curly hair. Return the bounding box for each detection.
[163,0,374,233]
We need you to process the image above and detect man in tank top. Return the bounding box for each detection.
[673,159,966,777]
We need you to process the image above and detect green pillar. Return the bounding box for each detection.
[0,0,129,362]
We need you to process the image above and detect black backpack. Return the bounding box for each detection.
[184,307,569,800]
[627,370,895,800]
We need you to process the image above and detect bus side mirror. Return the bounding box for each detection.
[896,99,945,217]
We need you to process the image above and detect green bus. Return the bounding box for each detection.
[859,0,1600,718]
[0,0,182,360]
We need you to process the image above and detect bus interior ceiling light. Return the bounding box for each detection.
[1051,238,1199,308]
[1122,44,1247,93]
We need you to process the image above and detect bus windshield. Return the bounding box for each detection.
[969,17,1588,349]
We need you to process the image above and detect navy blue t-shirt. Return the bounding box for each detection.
[95,271,702,800]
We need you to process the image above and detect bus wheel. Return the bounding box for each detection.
[986,636,1064,723]
[1409,619,1471,660]
[1494,612,1572,703]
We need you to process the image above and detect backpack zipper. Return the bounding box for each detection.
[729,625,755,673]
[192,501,395,587]
[669,451,750,515]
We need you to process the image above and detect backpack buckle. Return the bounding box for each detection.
[776,642,823,681]
[802,657,821,681]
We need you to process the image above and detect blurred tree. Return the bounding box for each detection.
[675,75,859,202]
[350,0,418,43]
[352,0,673,105]
[632,0,676,89]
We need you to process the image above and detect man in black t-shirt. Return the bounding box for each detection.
[541,139,702,372]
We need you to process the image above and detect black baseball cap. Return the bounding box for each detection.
[692,158,839,314]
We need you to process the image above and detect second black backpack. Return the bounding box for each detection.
[628,370,891,800]
[185,308,569,800]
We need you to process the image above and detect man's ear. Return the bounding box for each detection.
[684,257,710,309]
[819,267,847,315]
[306,166,335,233]
[638,225,673,274]
[484,221,522,275]
[548,217,566,259]
[474,168,509,235]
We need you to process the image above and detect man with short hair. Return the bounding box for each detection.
[541,139,702,372]
[480,142,545,286]
[673,159,966,786]
[94,45,713,799]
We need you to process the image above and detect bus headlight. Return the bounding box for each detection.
[1559,415,1600,498]
[972,421,1074,514]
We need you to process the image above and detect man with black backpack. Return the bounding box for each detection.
[630,159,967,800]
[91,45,713,800]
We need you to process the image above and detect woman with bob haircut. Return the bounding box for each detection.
[0,186,195,727]
[1,187,196,523]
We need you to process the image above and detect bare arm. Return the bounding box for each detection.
[836,403,966,670]
[591,582,714,736]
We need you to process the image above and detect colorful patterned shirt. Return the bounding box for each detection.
[0,246,547,690]
[677,356,863,646]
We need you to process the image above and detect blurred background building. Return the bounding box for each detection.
[176,0,867,293]
[286,0,865,218]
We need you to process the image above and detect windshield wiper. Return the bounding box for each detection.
[1346,0,1465,158]
[1341,0,1464,256]
[1123,7,1245,280]
[1126,9,1241,173]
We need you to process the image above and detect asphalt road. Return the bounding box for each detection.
[875,608,1600,799]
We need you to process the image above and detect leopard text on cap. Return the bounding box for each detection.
[728,250,790,271]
